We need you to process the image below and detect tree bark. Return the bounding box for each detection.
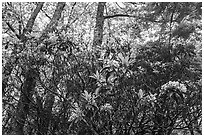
[23,2,44,33]
[37,70,60,134]
[39,2,66,43]
[92,2,106,48]
[37,92,55,134]
[15,69,38,134]
[92,3,135,49]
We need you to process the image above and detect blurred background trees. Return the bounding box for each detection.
[2,2,202,135]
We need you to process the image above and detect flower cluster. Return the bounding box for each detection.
[161,81,187,93]
[100,103,113,112]
[144,93,157,102]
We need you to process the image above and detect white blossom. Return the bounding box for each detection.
[161,81,187,93]
[100,103,113,112]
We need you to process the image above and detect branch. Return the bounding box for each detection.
[24,2,44,33]
[38,76,66,101]
[104,14,135,19]
[66,3,90,30]
[41,8,52,20]
[6,22,21,39]
[39,2,66,43]
[168,3,175,46]
[116,2,124,10]
[67,2,76,23]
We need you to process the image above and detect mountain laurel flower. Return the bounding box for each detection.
[146,93,157,102]
[100,103,113,112]
[161,81,187,93]
[178,83,187,93]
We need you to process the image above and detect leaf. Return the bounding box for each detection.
[107,74,117,84]
[118,53,132,67]
[100,65,111,73]
[61,30,66,36]
[105,70,115,82]
[82,90,91,101]
[94,86,101,95]
[89,75,97,79]
[138,89,144,99]
[89,70,100,81]
[118,53,124,62]
[95,70,100,79]
[122,56,129,66]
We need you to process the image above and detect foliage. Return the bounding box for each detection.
[2,2,202,135]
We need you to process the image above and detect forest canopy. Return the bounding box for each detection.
[2,2,202,135]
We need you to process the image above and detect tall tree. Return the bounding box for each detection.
[36,2,66,134]
[92,2,106,48]
[23,2,44,34]
[39,2,66,43]
[15,69,39,134]
[4,3,44,134]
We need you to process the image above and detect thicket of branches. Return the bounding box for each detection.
[2,2,202,135]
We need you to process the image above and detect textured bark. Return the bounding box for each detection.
[37,72,59,134]
[92,2,106,48]
[37,92,55,134]
[24,2,44,33]
[15,69,38,134]
[39,2,66,42]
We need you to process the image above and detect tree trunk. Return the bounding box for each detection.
[39,2,66,43]
[37,72,60,134]
[37,92,55,134]
[92,2,106,49]
[35,3,65,134]
[15,69,38,134]
[23,2,44,33]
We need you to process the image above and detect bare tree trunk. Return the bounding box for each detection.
[35,3,65,134]
[23,2,44,33]
[92,2,106,49]
[39,2,66,43]
[37,70,60,134]
[37,92,55,134]
[15,69,39,134]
